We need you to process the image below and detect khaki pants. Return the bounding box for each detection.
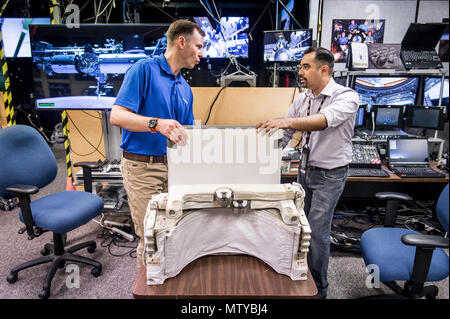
[121,156,168,268]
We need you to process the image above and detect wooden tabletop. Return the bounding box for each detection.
[132,254,317,299]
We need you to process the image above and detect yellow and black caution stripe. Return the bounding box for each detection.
[0,0,11,18]
[0,0,15,126]
[49,0,73,180]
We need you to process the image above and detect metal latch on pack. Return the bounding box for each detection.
[214,188,233,207]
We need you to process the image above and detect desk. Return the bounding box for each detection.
[281,161,448,199]
[132,255,317,299]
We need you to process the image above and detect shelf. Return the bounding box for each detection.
[335,68,447,77]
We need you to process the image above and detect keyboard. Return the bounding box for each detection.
[401,50,443,70]
[348,167,389,177]
[391,166,446,178]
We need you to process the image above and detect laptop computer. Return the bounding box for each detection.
[387,137,445,178]
[400,23,447,70]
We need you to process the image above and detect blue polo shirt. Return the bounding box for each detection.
[114,55,194,156]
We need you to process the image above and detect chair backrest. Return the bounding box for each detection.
[436,184,449,233]
[0,125,57,198]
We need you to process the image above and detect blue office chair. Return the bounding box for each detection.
[360,184,449,299]
[0,125,103,299]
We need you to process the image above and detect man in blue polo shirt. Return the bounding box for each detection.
[110,20,204,268]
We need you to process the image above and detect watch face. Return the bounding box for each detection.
[148,119,157,128]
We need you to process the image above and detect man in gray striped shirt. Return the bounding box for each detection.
[257,47,359,298]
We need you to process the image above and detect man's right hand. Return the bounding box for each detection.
[156,119,188,145]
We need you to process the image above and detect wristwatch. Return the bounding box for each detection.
[148,118,158,133]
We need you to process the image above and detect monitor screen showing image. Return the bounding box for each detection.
[263,29,312,62]
[354,77,419,111]
[193,16,249,58]
[30,24,168,110]
[355,105,366,127]
[373,105,403,128]
[438,22,448,62]
[423,77,449,107]
[388,138,429,164]
[0,18,51,58]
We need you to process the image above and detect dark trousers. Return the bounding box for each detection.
[298,165,348,295]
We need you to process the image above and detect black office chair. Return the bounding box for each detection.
[360,185,449,299]
[0,125,103,299]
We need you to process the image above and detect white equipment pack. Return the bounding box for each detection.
[143,183,310,285]
[142,127,311,285]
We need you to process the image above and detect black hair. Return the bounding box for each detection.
[304,47,334,75]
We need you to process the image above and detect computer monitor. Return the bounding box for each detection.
[30,23,169,110]
[423,77,449,107]
[405,106,446,130]
[438,21,448,62]
[263,29,312,63]
[354,76,419,111]
[0,18,51,57]
[373,105,404,129]
[193,16,249,58]
[354,105,367,128]
[387,138,429,165]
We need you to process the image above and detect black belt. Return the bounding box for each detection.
[123,150,167,163]
[307,164,348,171]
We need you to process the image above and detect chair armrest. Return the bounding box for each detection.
[74,162,101,169]
[5,185,36,239]
[375,192,412,202]
[5,184,39,195]
[73,161,100,193]
[402,233,449,249]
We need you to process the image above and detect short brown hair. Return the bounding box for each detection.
[166,19,205,45]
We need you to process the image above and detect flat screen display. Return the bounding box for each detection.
[406,106,445,130]
[388,138,429,164]
[373,105,404,128]
[355,105,366,127]
[0,18,50,57]
[193,16,249,58]
[263,29,312,62]
[354,77,419,111]
[30,24,168,110]
[423,77,449,107]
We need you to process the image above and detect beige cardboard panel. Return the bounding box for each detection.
[67,110,105,184]
[192,87,298,125]
[0,92,7,128]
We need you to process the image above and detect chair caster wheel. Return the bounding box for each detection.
[91,266,102,277]
[40,248,50,256]
[7,273,18,284]
[425,288,438,299]
[39,288,50,299]
[87,243,97,253]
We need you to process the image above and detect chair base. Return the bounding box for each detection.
[6,233,102,299]
[361,281,439,299]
